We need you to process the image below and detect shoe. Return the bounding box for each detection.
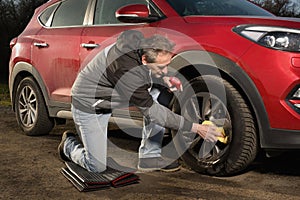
[138,157,181,172]
[58,130,76,162]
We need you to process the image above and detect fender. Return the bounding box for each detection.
[10,62,51,110]
[9,62,69,117]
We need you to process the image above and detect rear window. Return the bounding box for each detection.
[39,3,59,26]
[166,0,274,17]
[51,0,89,27]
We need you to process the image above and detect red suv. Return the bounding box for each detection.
[9,0,300,176]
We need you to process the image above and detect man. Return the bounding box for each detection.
[58,30,222,173]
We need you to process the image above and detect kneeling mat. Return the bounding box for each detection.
[61,157,139,192]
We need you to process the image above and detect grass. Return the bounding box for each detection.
[0,84,11,106]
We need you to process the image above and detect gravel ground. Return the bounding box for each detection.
[1,104,300,200]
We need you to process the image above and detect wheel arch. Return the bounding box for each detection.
[10,62,50,112]
[168,50,269,148]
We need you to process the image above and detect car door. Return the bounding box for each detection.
[31,0,90,103]
[80,0,157,66]
[80,0,163,123]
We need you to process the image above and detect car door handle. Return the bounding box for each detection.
[33,42,49,48]
[81,43,100,49]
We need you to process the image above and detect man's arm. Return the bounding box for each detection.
[139,101,223,142]
[138,101,192,132]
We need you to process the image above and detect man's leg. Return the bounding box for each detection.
[138,88,180,171]
[139,88,165,159]
[63,105,111,172]
[139,116,165,158]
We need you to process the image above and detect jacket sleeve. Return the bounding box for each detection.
[138,101,193,131]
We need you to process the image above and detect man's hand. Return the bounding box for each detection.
[191,123,223,142]
[163,76,183,92]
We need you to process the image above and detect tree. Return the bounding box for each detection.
[250,0,300,17]
[0,0,47,83]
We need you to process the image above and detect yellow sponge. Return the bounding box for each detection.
[201,120,228,144]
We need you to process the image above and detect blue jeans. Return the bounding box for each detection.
[64,105,111,172]
[64,88,164,172]
[139,88,165,159]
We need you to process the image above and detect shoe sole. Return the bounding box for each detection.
[160,166,181,172]
[137,166,181,173]
[57,131,73,162]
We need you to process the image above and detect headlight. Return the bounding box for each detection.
[233,25,300,52]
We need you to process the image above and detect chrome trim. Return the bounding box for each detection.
[33,42,49,48]
[84,0,96,25]
[81,43,100,48]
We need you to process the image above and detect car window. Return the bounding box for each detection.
[94,0,148,25]
[51,0,89,27]
[167,0,274,16]
[39,3,60,26]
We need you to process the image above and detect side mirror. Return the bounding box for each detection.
[115,4,159,23]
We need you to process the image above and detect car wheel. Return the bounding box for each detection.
[172,75,257,176]
[14,77,54,136]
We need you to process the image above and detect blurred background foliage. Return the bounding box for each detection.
[0,0,48,84]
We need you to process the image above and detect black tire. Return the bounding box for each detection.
[14,77,54,136]
[172,75,257,176]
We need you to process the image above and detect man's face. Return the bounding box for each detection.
[143,52,172,78]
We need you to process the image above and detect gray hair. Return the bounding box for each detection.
[140,35,175,63]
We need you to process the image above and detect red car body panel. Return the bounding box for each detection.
[156,15,300,131]
[32,27,83,102]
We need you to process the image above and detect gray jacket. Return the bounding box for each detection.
[71,31,192,131]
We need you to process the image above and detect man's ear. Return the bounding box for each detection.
[141,55,147,65]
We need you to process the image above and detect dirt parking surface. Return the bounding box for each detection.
[1,105,300,200]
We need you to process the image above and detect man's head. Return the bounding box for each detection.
[116,30,144,52]
[140,35,175,78]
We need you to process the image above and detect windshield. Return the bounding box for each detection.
[166,0,274,17]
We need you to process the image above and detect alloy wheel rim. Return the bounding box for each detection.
[18,85,38,128]
[181,92,231,166]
